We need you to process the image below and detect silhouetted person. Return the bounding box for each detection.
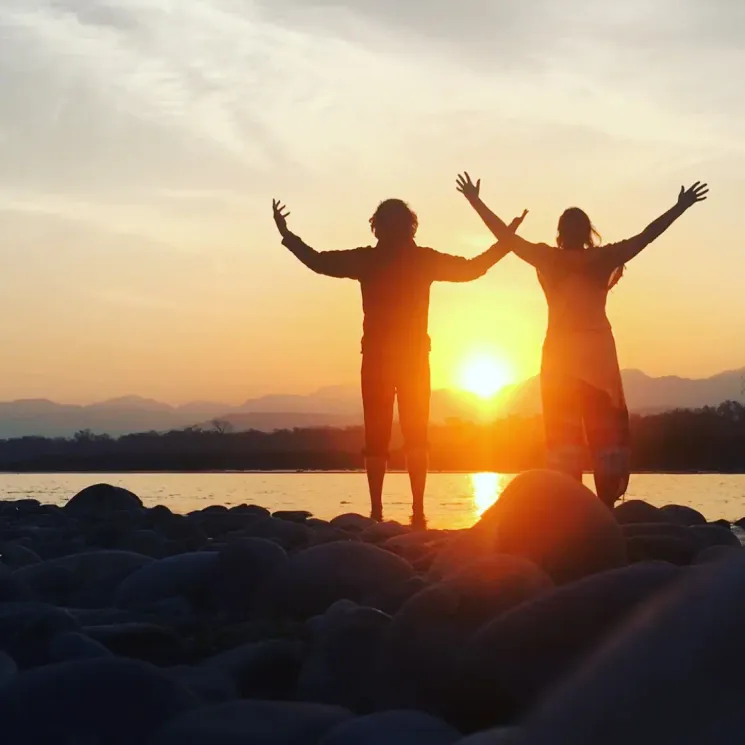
[272,197,526,524]
[456,173,708,507]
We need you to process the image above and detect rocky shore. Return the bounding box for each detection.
[0,470,743,744]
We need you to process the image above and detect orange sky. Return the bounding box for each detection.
[1,0,744,404]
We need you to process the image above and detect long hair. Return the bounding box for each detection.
[557,207,624,289]
[369,199,418,242]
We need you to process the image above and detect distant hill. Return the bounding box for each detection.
[0,367,742,438]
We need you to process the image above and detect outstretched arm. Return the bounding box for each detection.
[272,199,364,279]
[595,182,709,269]
[456,173,555,272]
[429,211,528,282]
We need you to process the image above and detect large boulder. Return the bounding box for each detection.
[205,538,289,615]
[377,556,552,714]
[113,552,218,610]
[659,504,707,527]
[168,664,239,703]
[203,639,305,700]
[85,623,189,666]
[330,514,376,532]
[48,631,114,662]
[613,500,664,525]
[0,565,33,603]
[64,483,143,515]
[0,650,18,688]
[297,601,391,712]
[0,602,80,668]
[266,542,415,618]
[15,550,153,607]
[0,658,197,744]
[456,561,680,728]
[319,710,461,745]
[0,542,42,569]
[522,552,745,745]
[427,531,493,581]
[476,470,627,584]
[148,700,353,745]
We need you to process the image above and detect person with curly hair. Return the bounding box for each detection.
[272,196,526,525]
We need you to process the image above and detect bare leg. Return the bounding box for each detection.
[407,448,428,527]
[365,455,386,521]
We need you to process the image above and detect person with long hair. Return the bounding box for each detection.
[272,196,527,525]
[455,173,708,506]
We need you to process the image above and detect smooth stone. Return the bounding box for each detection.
[622,523,700,554]
[690,524,741,548]
[659,504,707,527]
[0,565,33,602]
[149,512,208,550]
[0,650,18,688]
[48,631,113,662]
[203,639,304,699]
[319,710,461,745]
[15,550,154,607]
[194,511,257,539]
[709,519,732,529]
[613,500,664,525]
[477,470,627,584]
[522,552,745,744]
[149,700,353,745]
[118,529,168,558]
[168,664,239,703]
[457,561,681,727]
[206,538,289,615]
[0,542,42,569]
[244,517,312,550]
[64,483,143,515]
[0,658,197,745]
[85,623,189,666]
[377,557,551,714]
[626,535,698,565]
[297,602,391,712]
[114,551,219,610]
[693,545,742,564]
[427,531,493,581]
[0,602,80,668]
[330,514,376,532]
[364,575,429,616]
[361,521,411,543]
[267,542,415,619]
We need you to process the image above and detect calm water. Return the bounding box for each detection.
[1,472,745,529]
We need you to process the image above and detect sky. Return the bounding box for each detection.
[1,0,744,404]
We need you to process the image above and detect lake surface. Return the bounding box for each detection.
[1,472,745,529]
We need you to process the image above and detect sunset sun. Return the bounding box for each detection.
[458,353,515,398]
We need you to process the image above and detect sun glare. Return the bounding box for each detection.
[459,353,515,398]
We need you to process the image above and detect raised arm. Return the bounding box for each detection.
[272,199,364,279]
[456,173,556,272]
[594,182,708,269]
[428,211,528,282]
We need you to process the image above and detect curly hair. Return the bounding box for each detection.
[369,199,418,241]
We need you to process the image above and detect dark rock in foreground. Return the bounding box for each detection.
[0,484,740,744]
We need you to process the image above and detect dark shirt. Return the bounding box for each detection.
[281,233,507,352]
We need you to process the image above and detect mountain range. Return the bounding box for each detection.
[1,369,743,439]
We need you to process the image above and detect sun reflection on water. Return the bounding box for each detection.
[471,472,511,518]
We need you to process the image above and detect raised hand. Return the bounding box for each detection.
[508,209,529,232]
[677,182,709,210]
[272,199,291,238]
[456,172,481,202]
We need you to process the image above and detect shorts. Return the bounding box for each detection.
[361,347,430,458]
